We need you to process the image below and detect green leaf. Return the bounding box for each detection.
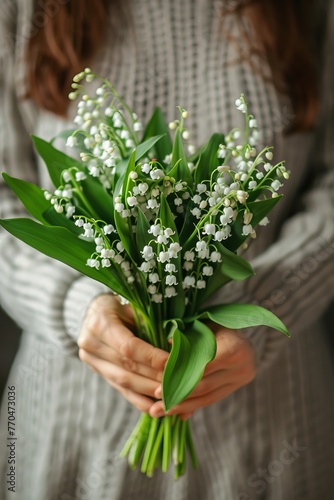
[218,243,254,281]
[113,154,138,254]
[194,133,225,185]
[196,303,290,336]
[200,243,255,303]
[224,196,282,252]
[2,171,94,232]
[42,207,82,235]
[136,208,151,253]
[246,169,284,203]
[169,128,193,186]
[51,130,92,155]
[141,108,172,162]
[115,140,162,201]
[159,195,185,318]
[50,129,76,146]
[80,177,114,223]
[248,196,283,224]
[0,218,132,301]
[114,210,137,261]
[178,202,197,246]
[2,173,51,224]
[113,159,128,191]
[122,150,137,200]
[134,135,165,162]
[31,136,82,187]
[32,136,115,224]
[162,320,217,411]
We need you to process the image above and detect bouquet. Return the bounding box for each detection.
[0,68,290,479]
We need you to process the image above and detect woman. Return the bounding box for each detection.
[0,0,333,498]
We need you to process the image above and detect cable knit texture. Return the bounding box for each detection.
[0,0,334,499]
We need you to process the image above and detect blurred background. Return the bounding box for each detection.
[0,302,333,400]
[0,307,21,399]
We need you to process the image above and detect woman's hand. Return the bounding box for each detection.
[149,325,256,420]
[78,295,256,419]
[77,294,168,413]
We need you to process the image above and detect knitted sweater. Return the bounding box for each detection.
[0,1,334,499]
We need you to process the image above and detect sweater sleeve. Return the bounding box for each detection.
[0,6,109,353]
[210,3,334,371]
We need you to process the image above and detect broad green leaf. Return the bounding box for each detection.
[80,177,114,223]
[224,196,282,252]
[33,136,115,223]
[2,173,50,224]
[194,133,225,185]
[113,159,128,191]
[163,317,185,335]
[166,158,182,179]
[196,303,290,336]
[114,209,137,261]
[142,108,172,161]
[42,207,82,235]
[200,243,255,303]
[136,208,151,253]
[159,195,185,318]
[134,135,165,162]
[248,196,282,224]
[122,150,137,200]
[51,130,92,155]
[0,218,133,301]
[162,320,217,411]
[178,202,197,245]
[246,168,284,203]
[217,243,254,281]
[50,129,76,146]
[169,128,193,186]
[115,141,161,202]
[31,136,83,187]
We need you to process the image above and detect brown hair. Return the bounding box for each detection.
[229,0,319,133]
[26,0,319,132]
[26,0,110,116]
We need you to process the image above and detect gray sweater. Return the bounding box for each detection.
[1,1,334,499]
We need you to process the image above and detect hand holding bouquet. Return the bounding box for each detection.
[0,69,290,478]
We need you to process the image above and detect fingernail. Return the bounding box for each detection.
[154,386,162,398]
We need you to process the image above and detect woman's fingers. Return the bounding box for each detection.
[153,369,235,401]
[203,329,250,375]
[85,293,135,327]
[150,373,237,417]
[179,412,194,421]
[79,349,160,399]
[113,384,155,413]
[79,295,169,372]
[149,383,235,418]
[78,294,169,409]
[78,334,163,382]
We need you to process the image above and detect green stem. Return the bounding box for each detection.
[146,419,165,477]
[172,417,181,465]
[120,413,197,478]
[100,78,140,144]
[141,417,160,474]
[120,413,150,458]
[128,437,146,470]
[178,419,187,465]
[186,420,199,469]
[242,145,272,186]
[69,173,101,220]
[162,416,172,472]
